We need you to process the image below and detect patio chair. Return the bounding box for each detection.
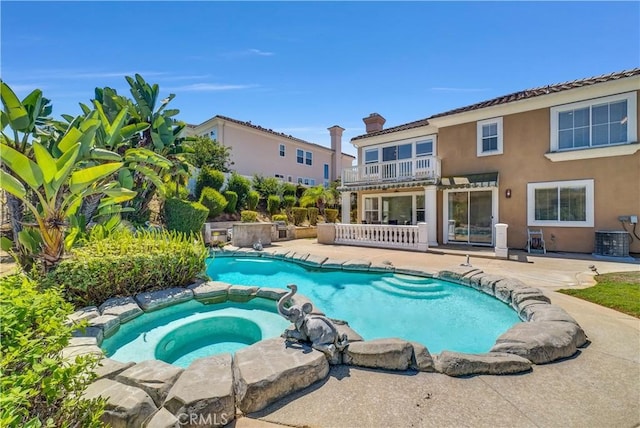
[527,228,546,254]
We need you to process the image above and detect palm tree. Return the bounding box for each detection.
[299,185,335,215]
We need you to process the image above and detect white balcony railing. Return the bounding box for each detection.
[333,223,428,252]
[342,156,441,186]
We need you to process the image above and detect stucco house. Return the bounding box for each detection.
[338,69,640,254]
[185,115,355,187]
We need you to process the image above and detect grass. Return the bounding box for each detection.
[558,271,640,318]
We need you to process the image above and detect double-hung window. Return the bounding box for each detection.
[279,144,285,157]
[527,179,594,227]
[477,117,503,156]
[305,151,312,166]
[551,92,637,152]
[296,149,304,164]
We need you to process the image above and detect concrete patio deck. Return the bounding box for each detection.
[233,240,639,428]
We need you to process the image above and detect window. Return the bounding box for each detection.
[297,177,303,184]
[382,143,412,162]
[310,178,315,186]
[275,174,284,180]
[288,175,293,182]
[279,144,285,157]
[305,151,312,166]
[527,179,594,227]
[551,92,637,152]
[365,149,378,164]
[209,127,218,141]
[296,149,304,164]
[416,140,433,157]
[323,164,329,180]
[303,178,310,185]
[476,117,503,156]
[364,197,379,223]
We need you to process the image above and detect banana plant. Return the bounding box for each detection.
[0,139,135,271]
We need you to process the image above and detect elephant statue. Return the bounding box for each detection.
[277,284,348,362]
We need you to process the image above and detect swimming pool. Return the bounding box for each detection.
[207,257,521,354]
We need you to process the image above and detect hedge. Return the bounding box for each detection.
[308,207,319,226]
[272,214,288,224]
[223,190,238,213]
[226,172,251,209]
[241,210,258,222]
[246,190,260,211]
[195,166,225,199]
[199,187,228,219]
[292,207,307,226]
[267,195,281,217]
[325,208,339,223]
[163,198,209,234]
[42,230,207,306]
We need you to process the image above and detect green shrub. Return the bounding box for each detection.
[199,187,228,219]
[283,195,296,211]
[267,195,281,217]
[282,183,297,196]
[43,230,207,306]
[223,191,238,213]
[0,274,105,427]
[292,207,307,226]
[246,190,260,211]
[195,166,225,199]
[308,207,319,226]
[164,198,209,234]
[241,210,258,223]
[272,214,288,224]
[325,208,339,223]
[227,172,251,209]
[252,175,283,199]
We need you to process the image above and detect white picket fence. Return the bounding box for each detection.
[333,223,428,251]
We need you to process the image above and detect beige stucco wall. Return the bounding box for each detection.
[437,90,640,254]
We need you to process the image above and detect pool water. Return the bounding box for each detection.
[101,299,289,368]
[207,257,521,354]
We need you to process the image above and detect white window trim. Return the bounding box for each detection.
[527,179,594,227]
[296,148,304,164]
[549,91,637,154]
[361,191,428,225]
[442,188,498,245]
[279,144,286,157]
[360,135,438,165]
[305,151,313,166]
[476,117,503,157]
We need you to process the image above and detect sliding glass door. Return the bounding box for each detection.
[446,190,494,245]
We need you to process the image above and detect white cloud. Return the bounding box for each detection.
[248,48,274,56]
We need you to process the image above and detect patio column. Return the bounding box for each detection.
[340,191,351,224]
[424,185,438,246]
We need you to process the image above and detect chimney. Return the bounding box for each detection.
[363,113,386,133]
[328,125,344,182]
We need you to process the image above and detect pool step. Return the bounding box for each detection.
[381,276,444,292]
[391,274,434,284]
[372,280,450,300]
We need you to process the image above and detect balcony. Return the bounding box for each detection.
[341,156,441,187]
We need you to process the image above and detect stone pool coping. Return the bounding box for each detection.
[68,247,588,427]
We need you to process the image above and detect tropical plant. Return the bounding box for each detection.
[0,123,135,271]
[299,185,336,215]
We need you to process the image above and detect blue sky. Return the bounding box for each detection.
[2,1,639,157]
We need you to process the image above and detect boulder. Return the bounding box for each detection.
[144,407,180,428]
[233,337,330,414]
[116,360,184,407]
[99,297,143,323]
[164,354,235,427]
[333,320,364,342]
[71,325,104,345]
[493,278,527,304]
[410,342,435,372]
[477,274,504,296]
[255,287,288,301]
[135,288,193,312]
[435,266,483,284]
[344,338,413,371]
[528,304,580,326]
[93,358,135,380]
[61,344,104,359]
[89,314,120,338]
[66,306,100,325]
[491,321,587,364]
[83,378,157,428]
[510,287,551,311]
[188,281,230,304]
[435,351,532,376]
[518,299,555,321]
[228,285,259,302]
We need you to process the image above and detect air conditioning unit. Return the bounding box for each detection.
[594,231,630,257]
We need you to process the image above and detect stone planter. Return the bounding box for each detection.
[293,226,317,239]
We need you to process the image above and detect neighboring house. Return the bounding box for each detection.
[339,69,640,254]
[185,115,355,187]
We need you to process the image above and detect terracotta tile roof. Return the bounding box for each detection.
[190,115,355,158]
[352,68,640,142]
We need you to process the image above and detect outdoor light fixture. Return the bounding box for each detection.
[505,188,512,198]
